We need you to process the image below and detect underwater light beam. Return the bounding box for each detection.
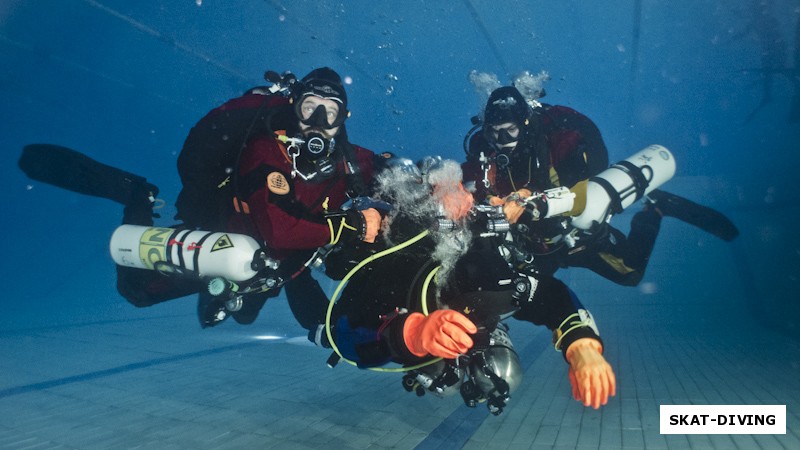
[463,0,511,77]
[260,0,389,95]
[82,0,252,83]
[630,0,642,85]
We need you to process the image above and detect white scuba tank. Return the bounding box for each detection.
[571,144,676,230]
[109,225,263,281]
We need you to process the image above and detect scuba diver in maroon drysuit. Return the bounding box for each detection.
[462,85,738,286]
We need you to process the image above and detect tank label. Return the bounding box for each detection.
[139,227,172,270]
[211,234,234,252]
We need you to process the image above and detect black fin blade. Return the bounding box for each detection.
[18,144,154,205]
[648,189,739,241]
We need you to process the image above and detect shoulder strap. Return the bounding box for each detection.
[333,125,369,198]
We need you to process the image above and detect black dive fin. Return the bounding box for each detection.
[647,189,739,241]
[18,144,158,206]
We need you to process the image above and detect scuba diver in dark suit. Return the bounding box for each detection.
[323,157,616,415]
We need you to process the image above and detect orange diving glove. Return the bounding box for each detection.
[501,188,532,224]
[361,208,382,243]
[565,338,616,409]
[403,309,477,359]
[433,183,475,221]
[488,195,505,207]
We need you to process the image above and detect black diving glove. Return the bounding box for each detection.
[329,209,368,244]
[502,189,549,226]
[518,198,549,226]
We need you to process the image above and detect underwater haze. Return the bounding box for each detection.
[2,1,799,449]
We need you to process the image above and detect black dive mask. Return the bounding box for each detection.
[296,101,347,130]
[496,128,518,146]
[485,126,519,153]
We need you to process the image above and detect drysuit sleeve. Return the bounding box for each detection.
[513,275,602,354]
[332,311,425,368]
[250,185,332,251]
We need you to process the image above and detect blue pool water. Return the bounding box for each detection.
[2,1,799,448]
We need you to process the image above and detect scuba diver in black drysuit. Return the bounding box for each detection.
[321,157,616,414]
